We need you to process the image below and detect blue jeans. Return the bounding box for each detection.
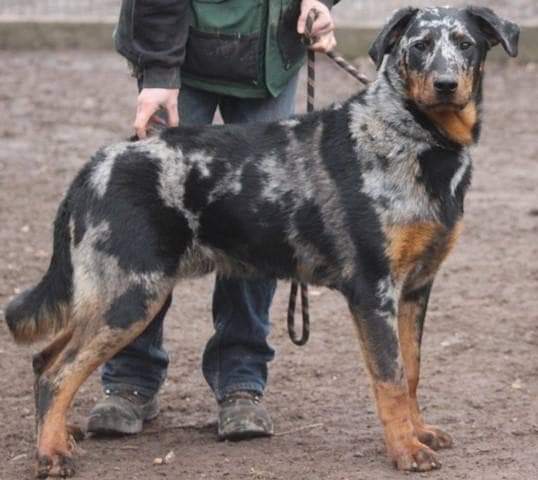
[102,75,299,402]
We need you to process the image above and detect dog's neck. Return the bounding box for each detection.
[423,103,478,146]
[365,59,484,148]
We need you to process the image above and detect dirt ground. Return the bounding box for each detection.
[0,51,537,480]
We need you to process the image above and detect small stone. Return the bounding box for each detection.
[441,337,458,347]
[21,225,30,233]
[511,379,523,390]
[164,450,175,464]
[153,457,164,466]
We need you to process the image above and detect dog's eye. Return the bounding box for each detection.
[459,41,472,50]
[414,41,427,52]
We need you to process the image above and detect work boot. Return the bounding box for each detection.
[218,391,273,441]
[87,389,159,435]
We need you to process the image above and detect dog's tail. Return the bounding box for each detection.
[5,196,74,344]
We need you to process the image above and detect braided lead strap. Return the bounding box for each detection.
[306,8,319,114]
[326,51,371,85]
[287,8,319,347]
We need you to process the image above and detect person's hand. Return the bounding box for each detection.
[134,88,180,139]
[297,0,337,53]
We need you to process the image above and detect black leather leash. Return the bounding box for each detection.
[287,8,371,347]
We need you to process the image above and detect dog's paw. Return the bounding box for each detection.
[35,454,76,479]
[416,425,453,450]
[391,440,441,472]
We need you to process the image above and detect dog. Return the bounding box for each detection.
[5,6,519,478]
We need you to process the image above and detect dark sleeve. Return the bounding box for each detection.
[114,0,191,89]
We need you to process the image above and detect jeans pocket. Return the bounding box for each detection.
[184,27,260,83]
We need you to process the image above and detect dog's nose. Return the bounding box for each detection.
[434,76,458,94]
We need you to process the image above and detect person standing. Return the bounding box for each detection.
[87,0,338,441]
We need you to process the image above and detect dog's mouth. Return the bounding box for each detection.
[416,99,468,113]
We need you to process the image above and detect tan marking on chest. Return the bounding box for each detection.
[386,221,463,280]
[427,102,477,145]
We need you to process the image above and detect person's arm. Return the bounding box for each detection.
[115,0,190,137]
[297,0,338,53]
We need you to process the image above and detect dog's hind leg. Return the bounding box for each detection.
[347,279,441,472]
[33,291,171,478]
[31,329,86,449]
[32,329,74,377]
[398,283,453,451]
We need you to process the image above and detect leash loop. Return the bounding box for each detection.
[287,8,371,347]
[287,281,310,346]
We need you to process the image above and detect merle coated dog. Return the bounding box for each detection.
[5,6,519,478]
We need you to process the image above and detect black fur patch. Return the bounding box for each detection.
[35,377,55,423]
[417,146,467,227]
[104,285,149,329]
[293,200,338,281]
[348,299,400,381]
[320,106,390,287]
[199,190,297,279]
[81,150,193,277]
[63,347,79,364]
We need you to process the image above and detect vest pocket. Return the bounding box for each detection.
[184,27,260,84]
[277,1,306,69]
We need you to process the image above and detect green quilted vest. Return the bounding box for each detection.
[182,0,306,98]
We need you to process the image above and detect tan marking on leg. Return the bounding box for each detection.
[398,299,428,439]
[349,309,439,471]
[398,297,453,451]
[373,382,414,449]
[373,382,440,471]
[35,295,170,478]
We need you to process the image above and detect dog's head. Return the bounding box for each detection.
[369,6,519,112]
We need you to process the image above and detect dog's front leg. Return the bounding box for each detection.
[348,280,441,472]
[399,283,453,451]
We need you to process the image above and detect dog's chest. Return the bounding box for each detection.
[358,141,436,225]
[358,140,469,228]
[350,104,471,227]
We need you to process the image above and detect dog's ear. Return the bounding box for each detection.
[466,6,519,57]
[368,7,419,69]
